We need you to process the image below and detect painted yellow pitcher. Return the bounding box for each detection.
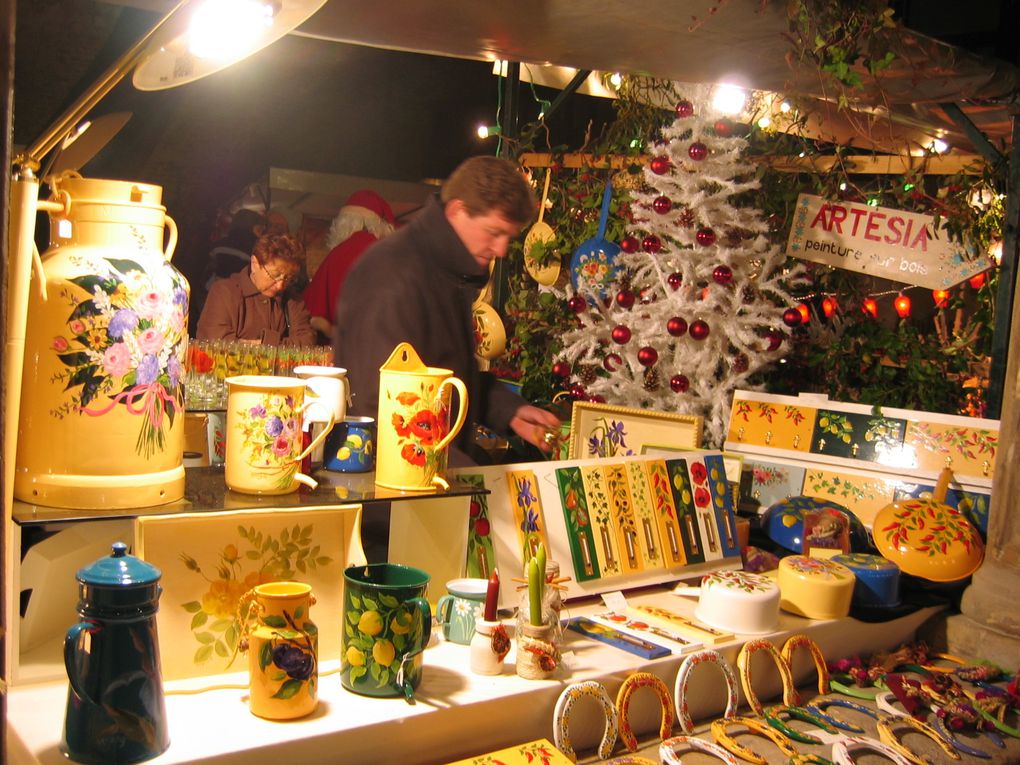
[375,343,467,492]
[224,375,334,494]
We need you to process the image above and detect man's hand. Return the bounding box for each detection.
[509,405,562,453]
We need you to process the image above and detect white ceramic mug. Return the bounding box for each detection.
[293,365,350,424]
[224,375,334,494]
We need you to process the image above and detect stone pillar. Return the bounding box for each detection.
[944,124,1020,669]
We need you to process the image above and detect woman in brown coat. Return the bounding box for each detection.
[196,233,315,346]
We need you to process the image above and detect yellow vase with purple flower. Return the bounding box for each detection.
[15,175,189,509]
[239,581,318,720]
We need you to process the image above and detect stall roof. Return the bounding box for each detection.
[100,0,1020,157]
[290,0,1020,156]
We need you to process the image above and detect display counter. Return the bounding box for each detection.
[6,586,942,765]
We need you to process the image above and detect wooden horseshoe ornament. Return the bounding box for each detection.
[615,672,675,752]
[603,758,658,765]
[762,704,839,745]
[673,649,739,734]
[710,715,799,765]
[876,713,962,765]
[659,735,740,765]
[781,634,830,695]
[553,680,619,762]
[737,638,798,715]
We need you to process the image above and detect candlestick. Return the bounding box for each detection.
[528,557,543,626]
[484,569,499,622]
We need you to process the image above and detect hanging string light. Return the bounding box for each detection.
[821,296,838,318]
[894,293,912,318]
[796,303,811,324]
[932,289,950,309]
[862,297,878,318]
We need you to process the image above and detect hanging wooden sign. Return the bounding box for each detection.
[785,193,991,289]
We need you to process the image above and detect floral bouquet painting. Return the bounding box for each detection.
[50,255,189,457]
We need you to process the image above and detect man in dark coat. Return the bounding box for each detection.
[334,156,560,465]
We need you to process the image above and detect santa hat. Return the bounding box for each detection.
[343,189,395,225]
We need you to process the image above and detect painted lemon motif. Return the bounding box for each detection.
[357,610,384,636]
[338,446,351,460]
[783,515,798,528]
[347,434,364,449]
[346,646,366,666]
[390,610,413,635]
[372,639,396,666]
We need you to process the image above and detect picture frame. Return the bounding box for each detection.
[569,402,703,460]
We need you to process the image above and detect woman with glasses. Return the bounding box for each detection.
[196,233,315,346]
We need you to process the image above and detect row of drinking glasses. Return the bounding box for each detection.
[185,341,333,408]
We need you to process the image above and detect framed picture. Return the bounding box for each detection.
[135,504,365,680]
[569,402,703,460]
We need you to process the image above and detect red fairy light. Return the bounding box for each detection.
[796,303,810,324]
[894,294,912,318]
[968,272,987,289]
[932,289,950,309]
[821,296,838,318]
[862,297,878,318]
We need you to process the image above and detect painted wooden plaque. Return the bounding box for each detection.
[602,463,647,573]
[665,459,706,565]
[580,464,622,577]
[506,469,549,561]
[644,459,688,568]
[727,398,816,452]
[625,461,665,569]
[554,466,601,582]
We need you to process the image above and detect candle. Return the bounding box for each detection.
[536,541,547,582]
[528,557,543,626]
[484,569,499,622]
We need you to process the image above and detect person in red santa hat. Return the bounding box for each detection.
[303,189,395,339]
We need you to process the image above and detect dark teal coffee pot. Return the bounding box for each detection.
[61,542,170,764]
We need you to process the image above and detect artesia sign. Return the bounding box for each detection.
[785,193,990,290]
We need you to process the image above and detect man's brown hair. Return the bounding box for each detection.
[441,156,537,225]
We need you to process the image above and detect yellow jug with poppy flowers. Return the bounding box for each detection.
[375,343,467,492]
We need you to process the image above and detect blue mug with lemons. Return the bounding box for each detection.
[324,416,376,472]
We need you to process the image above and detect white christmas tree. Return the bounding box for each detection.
[557,85,804,447]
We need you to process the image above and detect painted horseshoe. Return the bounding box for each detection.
[877,713,962,765]
[831,735,914,765]
[805,697,878,733]
[710,715,799,765]
[659,735,739,765]
[615,672,675,752]
[553,680,619,762]
[763,704,839,745]
[673,649,739,734]
[603,757,658,765]
[781,634,830,694]
[737,638,798,715]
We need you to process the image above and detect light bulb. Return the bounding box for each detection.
[476,124,498,139]
[757,115,771,129]
[779,100,792,113]
[609,72,623,89]
[188,0,274,61]
[712,84,746,115]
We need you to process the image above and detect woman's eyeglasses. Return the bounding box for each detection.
[259,261,296,285]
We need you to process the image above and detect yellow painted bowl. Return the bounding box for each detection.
[472,302,506,359]
[872,496,984,583]
[777,555,856,620]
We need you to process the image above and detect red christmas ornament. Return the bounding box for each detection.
[638,346,658,367]
[569,384,587,400]
[652,196,673,214]
[821,296,838,318]
[670,374,690,393]
[603,353,622,371]
[567,296,587,314]
[932,289,950,309]
[696,228,716,247]
[712,265,733,285]
[968,272,987,289]
[796,303,811,324]
[782,307,802,327]
[675,100,695,118]
[667,317,688,337]
[689,320,710,340]
[642,235,662,253]
[688,142,708,161]
[894,293,912,318]
[650,156,671,175]
[861,297,878,318]
[615,289,635,309]
[611,325,632,344]
[766,330,783,351]
[620,235,640,253]
[552,361,571,379]
[714,119,733,138]
[667,272,682,290]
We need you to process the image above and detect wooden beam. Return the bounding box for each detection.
[520,151,987,175]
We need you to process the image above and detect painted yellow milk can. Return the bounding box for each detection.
[375,343,467,492]
[15,174,188,509]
